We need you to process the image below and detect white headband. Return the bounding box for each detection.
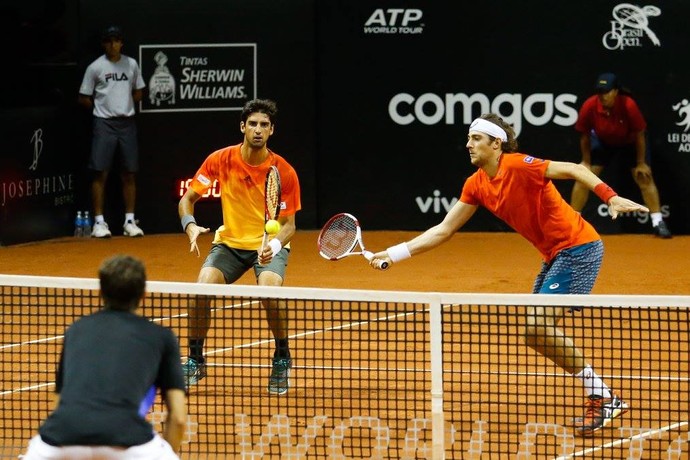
[469,118,507,142]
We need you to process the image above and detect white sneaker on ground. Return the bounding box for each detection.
[123,220,144,237]
[91,221,112,238]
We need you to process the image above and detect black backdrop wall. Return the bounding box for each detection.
[2,0,689,245]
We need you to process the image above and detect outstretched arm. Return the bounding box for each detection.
[178,188,211,256]
[370,201,478,269]
[546,160,649,219]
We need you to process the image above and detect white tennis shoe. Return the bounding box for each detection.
[91,221,112,238]
[123,220,144,237]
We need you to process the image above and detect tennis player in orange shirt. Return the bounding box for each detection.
[178,99,301,395]
[371,113,649,436]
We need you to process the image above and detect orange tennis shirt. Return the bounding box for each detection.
[460,153,599,262]
[189,144,301,250]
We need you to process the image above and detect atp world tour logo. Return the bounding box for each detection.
[602,3,661,50]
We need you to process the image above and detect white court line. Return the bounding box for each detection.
[555,420,689,459]
[0,335,62,350]
[0,301,249,396]
[208,305,425,355]
[0,382,53,396]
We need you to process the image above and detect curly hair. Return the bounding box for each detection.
[241,98,278,125]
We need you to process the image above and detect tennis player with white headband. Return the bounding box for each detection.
[370,112,649,436]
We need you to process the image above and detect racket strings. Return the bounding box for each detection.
[319,216,358,258]
[265,172,281,220]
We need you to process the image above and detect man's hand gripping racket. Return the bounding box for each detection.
[260,165,282,264]
[317,213,388,270]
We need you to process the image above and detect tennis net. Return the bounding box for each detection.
[1,274,689,459]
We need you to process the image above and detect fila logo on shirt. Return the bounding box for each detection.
[105,72,130,83]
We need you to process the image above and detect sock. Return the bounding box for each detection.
[125,212,135,223]
[274,338,290,358]
[94,215,105,224]
[575,364,611,399]
[651,212,663,227]
[189,338,205,363]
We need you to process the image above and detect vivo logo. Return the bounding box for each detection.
[416,190,457,214]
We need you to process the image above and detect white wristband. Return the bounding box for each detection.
[268,238,283,256]
[387,242,411,263]
[181,215,196,231]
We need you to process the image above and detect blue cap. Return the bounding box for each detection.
[595,73,618,92]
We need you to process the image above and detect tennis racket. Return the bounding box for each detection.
[261,165,282,255]
[317,213,388,269]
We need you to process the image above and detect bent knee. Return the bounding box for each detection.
[197,267,225,284]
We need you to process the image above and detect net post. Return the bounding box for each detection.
[429,297,445,460]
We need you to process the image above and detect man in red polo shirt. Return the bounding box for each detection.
[569,72,671,238]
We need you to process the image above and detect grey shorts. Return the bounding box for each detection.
[202,243,289,283]
[89,117,139,172]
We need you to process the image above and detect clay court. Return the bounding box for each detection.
[1,231,689,459]
[2,231,689,294]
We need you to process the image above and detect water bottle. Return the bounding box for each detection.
[83,211,92,237]
[74,211,84,237]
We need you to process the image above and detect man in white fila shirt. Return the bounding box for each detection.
[78,25,145,238]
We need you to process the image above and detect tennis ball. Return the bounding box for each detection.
[265,219,281,234]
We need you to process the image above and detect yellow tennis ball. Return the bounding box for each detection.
[265,219,281,234]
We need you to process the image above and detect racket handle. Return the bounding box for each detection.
[363,251,389,270]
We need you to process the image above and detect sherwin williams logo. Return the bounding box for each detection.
[363,9,424,35]
[139,43,256,113]
[602,3,661,50]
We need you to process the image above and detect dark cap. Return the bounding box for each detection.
[595,72,618,93]
[102,25,123,41]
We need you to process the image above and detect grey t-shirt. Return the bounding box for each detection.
[79,54,146,118]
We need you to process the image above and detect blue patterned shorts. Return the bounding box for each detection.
[532,240,604,311]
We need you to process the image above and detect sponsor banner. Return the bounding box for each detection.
[315,0,689,235]
[0,107,78,245]
[139,44,257,113]
[601,3,662,50]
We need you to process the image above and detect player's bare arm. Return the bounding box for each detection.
[163,388,186,453]
[371,201,477,268]
[77,94,93,109]
[546,160,649,218]
[179,188,211,257]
